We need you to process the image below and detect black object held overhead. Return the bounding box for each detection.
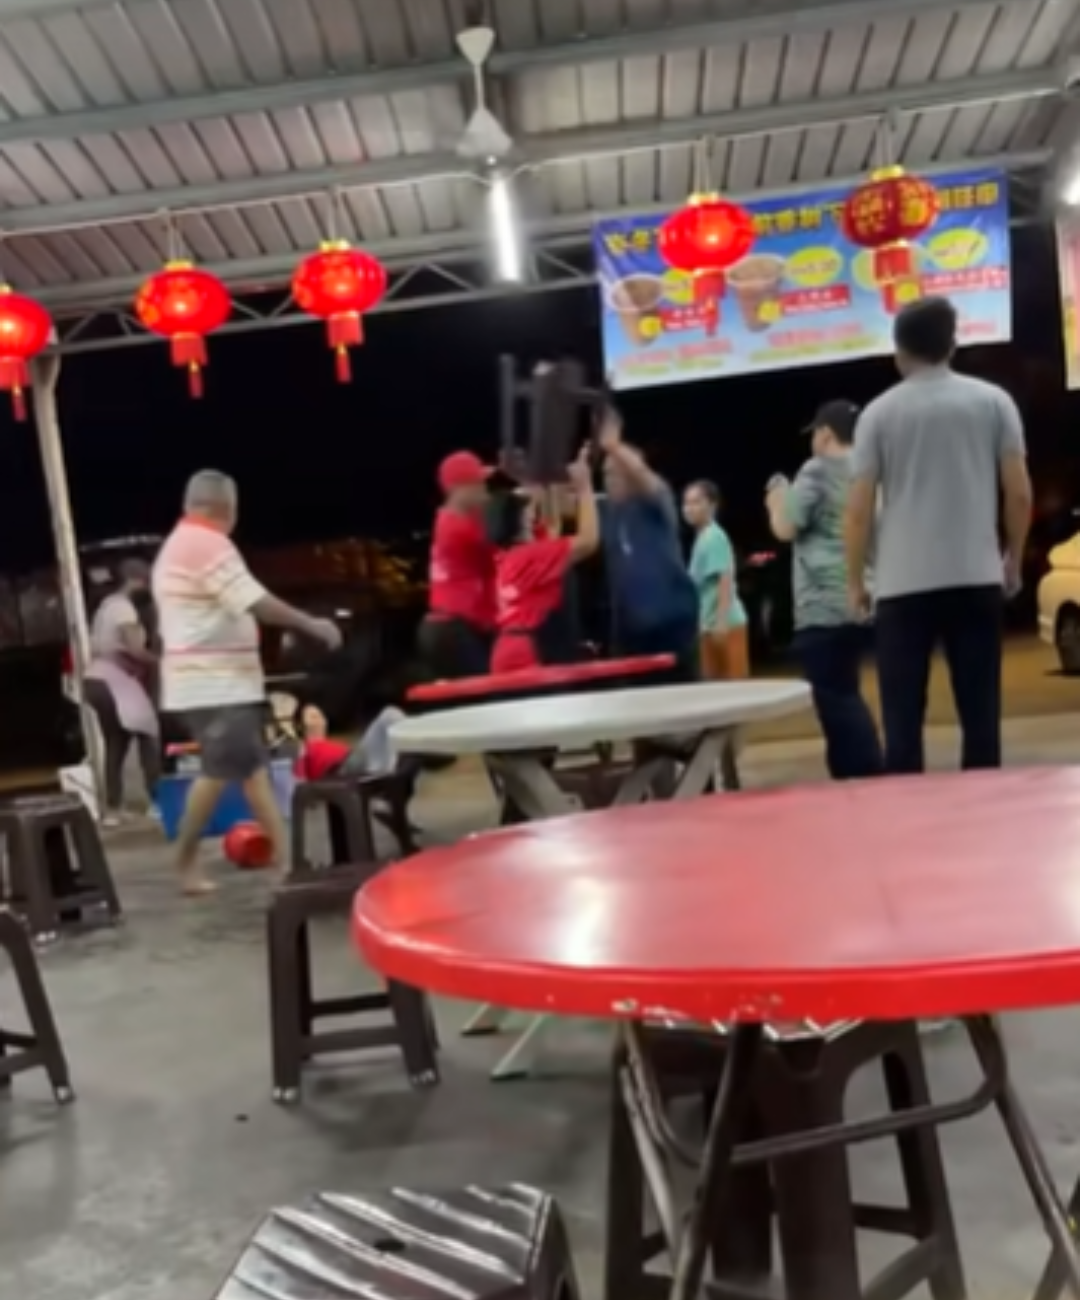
[499,354,606,487]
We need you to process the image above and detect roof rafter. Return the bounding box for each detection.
[0,67,1057,236]
[34,148,1050,313]
[0,0,1033,146]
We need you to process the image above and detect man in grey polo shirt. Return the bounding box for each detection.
[845,297,1032,773]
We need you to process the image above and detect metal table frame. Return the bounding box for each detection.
[461,723,736,1081]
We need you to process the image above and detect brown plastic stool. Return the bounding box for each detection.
[0,908,73,1102]
[267,865,438,1103]
[214,1185,580,1300]
[605,1021,965,1300]
[290,770,417,872]
[0,794,122,945]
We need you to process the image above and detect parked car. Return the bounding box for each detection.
[1037,523,1080,673]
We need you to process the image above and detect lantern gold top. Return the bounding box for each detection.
[687,191,721,206]
[164,259,194,271]
[318,239,351,252]
[869,165,906,182]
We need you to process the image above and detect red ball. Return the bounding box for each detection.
[223,821,274,870]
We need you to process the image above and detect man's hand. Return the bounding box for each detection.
[307,617,343,651]
[596,408,623,454]
[1003,552,1023,600]
[567,444,593,491]
[847,579,871,621]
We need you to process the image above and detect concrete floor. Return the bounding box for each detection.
[6,714,1080,1299]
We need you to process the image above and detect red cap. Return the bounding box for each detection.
[438,451,491,493]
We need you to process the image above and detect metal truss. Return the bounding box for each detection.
[53,243,595,357]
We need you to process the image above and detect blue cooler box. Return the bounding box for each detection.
[156,758,296,841]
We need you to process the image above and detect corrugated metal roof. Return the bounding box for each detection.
[0,0,1070,311]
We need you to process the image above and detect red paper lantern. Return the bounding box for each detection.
[133,261,231,398]
[223,821,274,870]
[292,242,388,382]
[842,166,940,285]
[658,193,755,332]
[0,286,51,422]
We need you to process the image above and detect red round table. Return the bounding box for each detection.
[405,653,676,709]
[354,768,1080,1300]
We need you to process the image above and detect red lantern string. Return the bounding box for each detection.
[133,261,231,398]
[842,166,940,300]
[658,194,755,334]
[0,286,52,422]
[292,242,388,382]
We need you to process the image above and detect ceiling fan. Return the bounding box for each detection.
[453,22,514,164]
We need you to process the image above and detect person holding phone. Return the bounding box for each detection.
[597,410,699,678]
[766,400,882,780]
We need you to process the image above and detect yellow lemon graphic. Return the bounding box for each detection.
[661,269,694,305]
[785,246,843,289]
[926,228,987,271]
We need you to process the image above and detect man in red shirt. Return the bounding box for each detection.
[417,450,497,679]
[490,449,598,673]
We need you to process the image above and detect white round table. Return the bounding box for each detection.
[393,679,812,1080]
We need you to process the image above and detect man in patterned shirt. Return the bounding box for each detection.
[153,470,341,895]
[765,400,882,780]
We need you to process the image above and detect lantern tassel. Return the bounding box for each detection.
[10,386,25,422]
[327,314,362,385]
[334,345,352,384]
[169,334,208,399]
[187,362,204,399]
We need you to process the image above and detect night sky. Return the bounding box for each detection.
[0,222,1076,572]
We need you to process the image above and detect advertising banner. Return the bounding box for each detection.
[593,168,1012,391]
[1056,216,1080,390]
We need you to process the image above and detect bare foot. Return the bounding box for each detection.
[179,870,218,897]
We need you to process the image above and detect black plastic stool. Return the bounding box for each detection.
[267,865,438,1103]
[214,1185,579,1300]
[605,1021,966,1300]
[0,794,121,944]
[0,908,73,1102]
[290,771,417,872]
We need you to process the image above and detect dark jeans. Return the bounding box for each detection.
[417,615,490,680]
[875,585,1003,774]
[84,678,162,811]
[616,618,700,683]
[793,624,883,781]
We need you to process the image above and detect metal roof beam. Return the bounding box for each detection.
[0,68,1057,235]
[0,0,1042,146]
[31,148,1051,312]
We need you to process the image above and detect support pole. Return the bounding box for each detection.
[31,353,105,816]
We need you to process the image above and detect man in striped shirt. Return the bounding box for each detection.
[153,470,341,895]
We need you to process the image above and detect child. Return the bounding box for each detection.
[293,702,404,781]
[488,447,599,674]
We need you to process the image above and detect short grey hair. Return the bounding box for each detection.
[183,469,237,515]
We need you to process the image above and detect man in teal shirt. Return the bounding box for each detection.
[682,480,749,678]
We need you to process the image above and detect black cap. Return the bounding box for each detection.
[803,399,860,444]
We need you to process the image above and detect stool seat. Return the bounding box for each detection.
[214,1186,579,1300]
[0,793,121,944]
[268,865,438,1103]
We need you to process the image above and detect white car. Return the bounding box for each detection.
[1037,533,1080,673]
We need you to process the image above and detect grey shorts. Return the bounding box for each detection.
[184,704,267,782]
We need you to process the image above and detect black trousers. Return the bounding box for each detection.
[416,616,490,680]
[84,678,162,811]
[875,585,1003,775]
[793,623,883,781]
